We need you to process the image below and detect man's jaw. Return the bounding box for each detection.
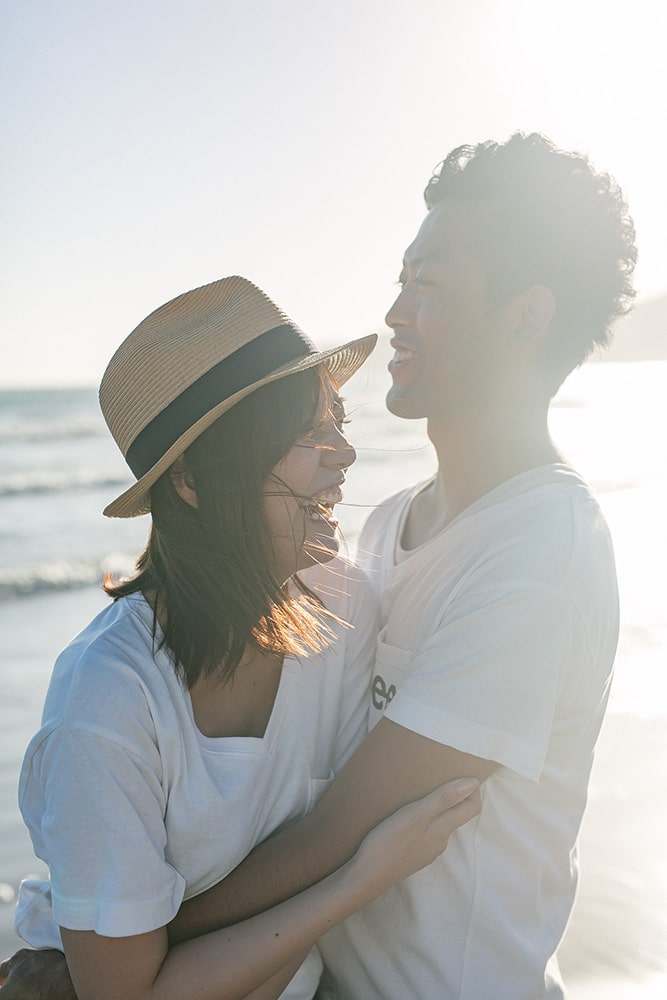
[386,335,432,419]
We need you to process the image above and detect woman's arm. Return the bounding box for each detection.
[170,719,493,944]
[56,778,478,1000]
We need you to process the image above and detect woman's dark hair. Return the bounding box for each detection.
[105,366,339,688]
[424,132,637,390]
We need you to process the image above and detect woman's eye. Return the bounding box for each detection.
[332,401,348,430]
[300,427,321,444]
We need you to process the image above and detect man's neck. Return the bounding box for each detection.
[401,405,561,551]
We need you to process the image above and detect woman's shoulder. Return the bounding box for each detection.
[60,594,156,675]
[40,594,173,736]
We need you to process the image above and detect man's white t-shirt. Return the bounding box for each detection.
[319,465,619,1000]
[16,558,377,1000]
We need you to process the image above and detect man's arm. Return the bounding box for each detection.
[169,717,495,943]
[0,779,480,999]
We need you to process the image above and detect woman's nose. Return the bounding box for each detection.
[324,426,356,470]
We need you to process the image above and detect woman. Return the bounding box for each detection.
[8,277,479,1000]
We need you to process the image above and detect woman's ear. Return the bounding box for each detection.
[170,457,199,509]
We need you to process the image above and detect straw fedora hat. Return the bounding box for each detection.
[100,276,376,518]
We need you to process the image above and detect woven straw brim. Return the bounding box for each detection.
[103,332,377,518]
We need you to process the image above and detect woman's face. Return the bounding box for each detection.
[264,384,356,579]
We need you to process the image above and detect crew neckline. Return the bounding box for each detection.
[395,463,584,563]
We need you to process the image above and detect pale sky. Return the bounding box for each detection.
[3,0,666,387]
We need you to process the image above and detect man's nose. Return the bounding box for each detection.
[385,284,412,330]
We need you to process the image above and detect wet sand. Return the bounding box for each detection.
[558,710,667,997]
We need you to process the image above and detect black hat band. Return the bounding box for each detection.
[125,323,315,479]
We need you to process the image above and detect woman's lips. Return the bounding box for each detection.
[302,486,343,527]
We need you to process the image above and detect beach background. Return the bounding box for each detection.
[1,306,666,997]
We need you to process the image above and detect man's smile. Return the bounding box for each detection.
[389,336,420,371]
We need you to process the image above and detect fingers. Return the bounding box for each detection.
[431,777,480,813]
[353,777,482,891]
[407,777,479,828]
[390,778,481,874]
[427,784,481,840]
[383,777,480,841]
[422,779,481,844]
[404,781,480,871]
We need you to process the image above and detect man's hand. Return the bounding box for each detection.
[0,948,76,999]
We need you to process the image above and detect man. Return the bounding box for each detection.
[1,133,636,998]
[313,133,637,996]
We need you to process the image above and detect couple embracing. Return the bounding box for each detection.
[1,132,636,1000]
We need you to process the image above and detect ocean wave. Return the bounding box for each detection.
[0,421,105,444]
[0,470,130,498]
[0,553,137,601]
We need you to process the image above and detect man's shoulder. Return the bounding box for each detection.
[463,465,610,553]
[501,468,614,570]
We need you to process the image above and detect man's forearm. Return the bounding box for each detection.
[169,717,495,947]
[168,807,358,945]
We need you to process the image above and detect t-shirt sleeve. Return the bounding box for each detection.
[384,582,579,781]
[21,722,185,937]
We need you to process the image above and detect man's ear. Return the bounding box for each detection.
[170,458,198,509]
[510,285,556,344]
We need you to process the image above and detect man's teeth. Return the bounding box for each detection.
[393,347,417,363]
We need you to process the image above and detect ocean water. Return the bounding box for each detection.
[1,348,666,966]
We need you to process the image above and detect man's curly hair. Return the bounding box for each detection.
[424,132,637,386]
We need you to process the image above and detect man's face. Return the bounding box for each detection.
[385,197,507,423]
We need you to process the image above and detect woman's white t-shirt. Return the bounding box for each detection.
[16,557,377,999]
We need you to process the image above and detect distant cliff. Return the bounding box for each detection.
[595,294,667,362]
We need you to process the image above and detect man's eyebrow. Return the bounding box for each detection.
[398,248,440,281]
[402,249,441,269]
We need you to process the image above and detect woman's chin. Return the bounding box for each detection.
[298,533,340,570]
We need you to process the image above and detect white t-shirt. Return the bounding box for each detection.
[319,465,619,1000]
[16,558,377,1000]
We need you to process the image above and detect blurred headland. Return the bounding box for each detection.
[596,294,667,362]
